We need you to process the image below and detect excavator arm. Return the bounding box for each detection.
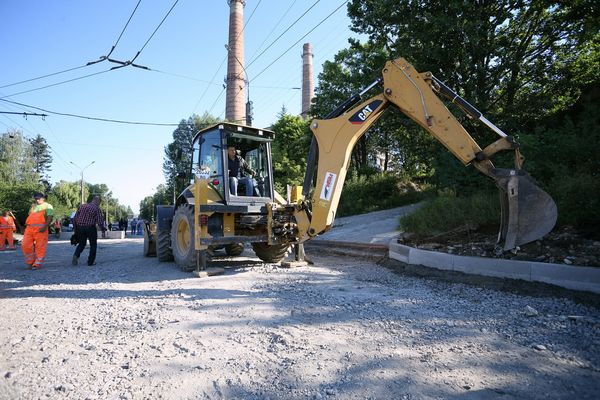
[295,58,557,251]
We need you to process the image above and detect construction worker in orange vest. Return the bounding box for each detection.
[0,210,17,251]
[22,192,53,269]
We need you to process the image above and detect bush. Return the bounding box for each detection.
[337,173,432,217]
[548,172,600,236]
[399,191,500,236]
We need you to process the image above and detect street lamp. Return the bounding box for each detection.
[70,161,95,205]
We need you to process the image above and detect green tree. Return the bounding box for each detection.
[0,131,43,223]
[345,0,599,191]
[29,134,53,180]
[312,41,435,176]
[0,130,39,185]
[139,184,171,221]
[46,180,80,221]
[163,113,220,197]
[271,112,311,193]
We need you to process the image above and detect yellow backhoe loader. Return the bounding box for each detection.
[144,57,557,272]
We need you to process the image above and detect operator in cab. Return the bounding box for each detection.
[227,145,256,196]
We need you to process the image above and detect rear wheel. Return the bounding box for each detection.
[225,243,245,256]
[156,229,173,261]
[171,204,196,271]
[251,242,290,263]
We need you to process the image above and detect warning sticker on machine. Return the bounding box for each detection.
[320,172,337,201]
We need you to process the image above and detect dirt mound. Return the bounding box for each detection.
[400,226,600,267]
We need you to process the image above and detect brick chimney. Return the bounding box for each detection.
[301,43,314,118]
[225,0,246,124]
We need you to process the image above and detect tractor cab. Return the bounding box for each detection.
[192,123,275,205]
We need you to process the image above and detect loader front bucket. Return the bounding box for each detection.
[492,168,557,251]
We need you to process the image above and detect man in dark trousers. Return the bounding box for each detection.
[227,145,256,196]
[72,196,106,266]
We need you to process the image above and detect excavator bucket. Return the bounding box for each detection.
[493,169,557,251]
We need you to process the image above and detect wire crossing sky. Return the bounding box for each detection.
[0,1,361,212]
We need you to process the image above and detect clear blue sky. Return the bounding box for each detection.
[0,0,361,214]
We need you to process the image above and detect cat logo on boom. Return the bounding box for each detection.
[349,100,383,124]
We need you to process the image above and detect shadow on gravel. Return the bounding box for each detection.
[0,240,265,296]
[381,257,600,309]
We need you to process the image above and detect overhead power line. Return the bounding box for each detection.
[250,0,349,83]
[248,0,299,62]
[0,65,90,90]
[130,0,180,64]
[246,0,320,69]
[1,69,113,99]
[0,98,179,126]
[0,111,47,118]
[193,0,262,115]
[1,1,143,90]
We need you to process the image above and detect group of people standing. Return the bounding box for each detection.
[0,191,144,270]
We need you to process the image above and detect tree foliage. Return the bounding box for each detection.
[163,113,220,197]
[29,134,53,180]
[139,184,171,221]
[0,131,39,186]
[270,112,311,193]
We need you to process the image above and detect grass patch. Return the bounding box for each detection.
[337,173,433,217]
[399,191,500,236]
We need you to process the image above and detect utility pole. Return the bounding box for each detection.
[70,161,95,204]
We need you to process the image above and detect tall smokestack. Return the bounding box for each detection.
[301,42,314,118]
[225,0,246,124]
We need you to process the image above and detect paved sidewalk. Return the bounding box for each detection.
[311,204,600,295]
[315,203,421,245]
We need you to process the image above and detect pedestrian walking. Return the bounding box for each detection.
[130,219,136,235]
[72,196,106,266]
[53,219,61,239]
[137,219,144,235]
[0,210,17,251]
[21,192,53,269]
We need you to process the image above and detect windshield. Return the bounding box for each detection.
[194,130,224,196]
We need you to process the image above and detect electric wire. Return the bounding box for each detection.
[250,0,349,84]
[112,0,142,53]
[0,98,179,126]
[131,0,180,63]
[246,0,320,69]
[193,0,262,115]
[248,0,298,62]
[0,69,113,99]
[0,65,90,90]
[0,93,77,175]
[1,0,143,90]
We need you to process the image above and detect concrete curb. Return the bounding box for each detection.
[389,242,600,294]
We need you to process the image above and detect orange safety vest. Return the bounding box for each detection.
[26,204,51,229]
[0,216,11,230]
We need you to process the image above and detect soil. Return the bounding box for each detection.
[1,238,599,399]
[400,225,600,268]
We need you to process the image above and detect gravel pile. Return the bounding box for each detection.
[0,239,599,399]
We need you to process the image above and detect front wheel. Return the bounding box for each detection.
[251,242,291,263]
[171,204,196,271]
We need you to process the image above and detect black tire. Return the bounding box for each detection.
[156,229,173,261]
[143,229,156,257]
[171,204,196,271]
[225,243,245,256]
[251,242,291,263]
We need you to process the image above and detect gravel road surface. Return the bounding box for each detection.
[1,238,599,399]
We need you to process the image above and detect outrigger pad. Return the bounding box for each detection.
[493,168,557,251]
